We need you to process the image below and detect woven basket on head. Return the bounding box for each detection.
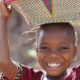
[5,0,80,26]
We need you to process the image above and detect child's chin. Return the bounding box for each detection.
[46,70,67,78]
[47,72,61,76]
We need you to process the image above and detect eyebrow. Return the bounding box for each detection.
[40,42,70,45]
[59,42,70,45]
[40,42,47,45]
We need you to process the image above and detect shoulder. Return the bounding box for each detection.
[0,62,45,80]
[65,65,80,80]
[20,62,45,80]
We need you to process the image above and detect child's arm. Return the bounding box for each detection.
[0,0,17,79]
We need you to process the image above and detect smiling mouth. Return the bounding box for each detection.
[47,63,62,68]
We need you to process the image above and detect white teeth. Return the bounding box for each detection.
[47,63,61,67]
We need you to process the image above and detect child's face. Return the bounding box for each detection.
[36,25,77,76]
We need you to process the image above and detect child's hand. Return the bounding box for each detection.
[0,0,12,19]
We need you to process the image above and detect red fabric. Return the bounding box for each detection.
[65,65,80,80]
[5,0,16,4]
[1,64,80,80]
[19,65,44,80]
[1,65,45,80]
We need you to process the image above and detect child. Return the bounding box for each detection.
[0,0,79,80]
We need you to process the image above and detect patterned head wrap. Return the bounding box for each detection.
[5,0,80,26]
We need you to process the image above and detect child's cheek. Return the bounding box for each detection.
[37,51,47,69]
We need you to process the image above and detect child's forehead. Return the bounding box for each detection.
[39,25,72,35]
[38,26,74,45]
[39,29,71,40]
[38,25,74,41]
[37,23,75,45]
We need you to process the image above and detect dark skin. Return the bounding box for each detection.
[0,0,17,80]
[46,71,67,80]
[36,25,77,80]
[0,0,77,80]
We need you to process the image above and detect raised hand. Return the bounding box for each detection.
[0,0,12,19]
[0,0,17,80]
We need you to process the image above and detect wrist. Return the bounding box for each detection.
[0,16,8,23]
[0,16,8,32]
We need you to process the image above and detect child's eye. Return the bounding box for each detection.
[40,47,48,50]
[60,47,68,50]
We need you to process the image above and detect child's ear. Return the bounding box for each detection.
[73,46,77,56]
[72,46,77,61]
[36,47,38,56]
[35,47,38,59]
[36,47,38,52]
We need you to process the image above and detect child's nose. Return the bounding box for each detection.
[47,51,60,58]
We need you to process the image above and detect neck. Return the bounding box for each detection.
[46,71,67,80]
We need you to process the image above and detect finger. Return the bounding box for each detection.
[0,3,8,13]
[1,5,9,17]
[1,4,8,13]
